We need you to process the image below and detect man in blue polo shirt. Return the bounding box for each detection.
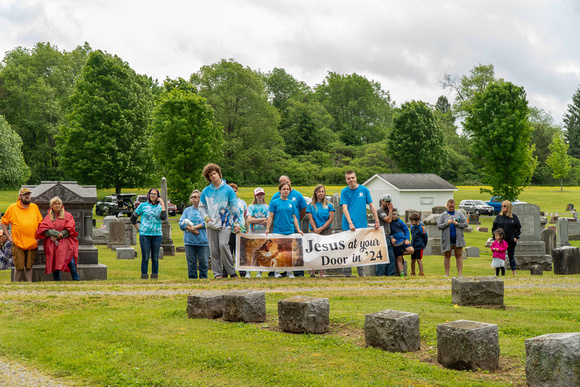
[269,175,307,276]
[340,170,380,276]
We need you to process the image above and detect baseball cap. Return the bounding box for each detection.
[254,187,265,196]
[381,193,392,202]
[19,188,31,195]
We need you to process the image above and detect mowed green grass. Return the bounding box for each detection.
[0,186,579,386]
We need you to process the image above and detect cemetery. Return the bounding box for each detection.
[0,185,578,386]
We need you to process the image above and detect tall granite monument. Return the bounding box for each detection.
[12,181,107,282]
[513,203,552,271]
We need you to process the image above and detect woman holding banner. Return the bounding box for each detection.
[307,184,335,277]
[265,181,303,278]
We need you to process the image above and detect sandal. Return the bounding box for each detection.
[214,275,223,279]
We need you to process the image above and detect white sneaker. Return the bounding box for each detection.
[256,272,262,278]
[287,272,295,279]
[275,271,282,278]
[244,272,251,278]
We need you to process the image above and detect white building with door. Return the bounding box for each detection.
[363,173,457,215]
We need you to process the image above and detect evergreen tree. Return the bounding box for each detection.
[564,85,580,159]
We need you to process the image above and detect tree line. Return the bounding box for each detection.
[1,43,579,203]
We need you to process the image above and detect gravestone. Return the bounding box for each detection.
[432,206,446,215]
[451,277,504,307]
[465,246,479,258]
[116,247,135,260]
[422,213,442,256]
[525,332,580,387]
[365,310,420,352]
[14,181,107,281]
[160,177,175,256]
[329,193,342,232]
[107,221,129,251]
[556,218,571,248]
[552,246,580,275]
[437,320,500,371]
[540,215,548,230]
[278,296,329,334]
[468,213,480,225]
[540,228,556,256]
[513,204,552,271]
[530,265,543,275]
[102,215,118,229]
[567,218,580,240]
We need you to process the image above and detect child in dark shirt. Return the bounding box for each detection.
[409,213,428,276]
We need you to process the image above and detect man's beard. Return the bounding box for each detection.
[21,197,31,205]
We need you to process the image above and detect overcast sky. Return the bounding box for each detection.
[1,0,579,125]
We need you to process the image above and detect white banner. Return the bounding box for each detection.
[236,228,389,271]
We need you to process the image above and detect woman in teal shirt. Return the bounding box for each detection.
[131,188,167,279]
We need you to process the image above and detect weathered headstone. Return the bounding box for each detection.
[176,246,185,253]
[116,247,135,260]
[567,218,580,240]
[278,296,329,334]
[556,218,571,248]
[422,213,442,256]
[464,246,479,258]
[540,215,548,230]
[513,204,552,271]
[437,320,500,371]
[187,292,224,319]
[160,177,175,256]
[222,290,266,322]
[107,221,129,251]
[102,215,118,229]
[432,206,446,215]
[478,227,488,232]
[525,332,580,387]
[365,310,420,352]
[540,228,556,256]
[451,277,504,306]
[14,181,107,281]
[552,246,580,275]
[530,265,543,275]
[329,193,342,232]
[468,213,480,225]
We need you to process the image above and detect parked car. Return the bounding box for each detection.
[134,194,147,210]
[458,200,495,216]
[167,200,177,216]
[95,194,136,216]
[486,196,526,214]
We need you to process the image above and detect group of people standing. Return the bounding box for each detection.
[1,188,79,282]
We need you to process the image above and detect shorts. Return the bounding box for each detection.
[411,249,423,260]
[393,244,411,258]
[12,245,37,270]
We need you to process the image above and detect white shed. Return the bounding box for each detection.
[363,173,457,215]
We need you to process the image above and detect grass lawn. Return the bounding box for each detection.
[0,186,579,386]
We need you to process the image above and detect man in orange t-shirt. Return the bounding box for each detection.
[0,188,43,282]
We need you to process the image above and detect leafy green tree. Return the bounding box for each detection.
[564,85,580,159]
[442,64,499,117]
[191,59,282,184]
[0,116,30,189]
[264,68,309,113]
[150,83,223,205]
[282,98,337,156]
[546,131,572,191]
[315,72,393,146]
[388,100,447,174]
[58,50,153,194]
[0,42,91,183]
[463,81,536,201]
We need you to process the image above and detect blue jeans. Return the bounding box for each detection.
[185,245,209,279]
[53,259,79,281]
[376,239,396,276]
[140,235,162,275]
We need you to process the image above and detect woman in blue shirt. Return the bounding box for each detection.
[265,182,303,278]
[131,188,167,279]
[307,184,335,277]
[179,190,209,279]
